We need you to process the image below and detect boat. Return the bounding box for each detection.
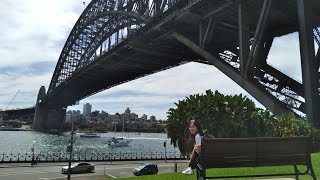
[107,137,132,147]
[80,133,100,139]
[106,121,132,147]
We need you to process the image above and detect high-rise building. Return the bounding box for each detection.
[124,107,131,121]
[142,114,147,121]
[125,107,130,114]
[150,115,156,121]
[82,103,92,117]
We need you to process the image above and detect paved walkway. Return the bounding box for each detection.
[53,174,109,180]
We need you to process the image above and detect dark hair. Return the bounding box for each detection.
[190,120,204,136]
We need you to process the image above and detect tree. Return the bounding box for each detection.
[166,90,320,155]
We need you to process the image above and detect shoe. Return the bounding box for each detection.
[182,167,193,175]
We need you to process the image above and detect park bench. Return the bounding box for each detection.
[195,136,316,180]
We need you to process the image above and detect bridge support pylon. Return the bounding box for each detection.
[33,86,66,132]
[33,86,47,131]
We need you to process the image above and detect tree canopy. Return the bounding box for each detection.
[166,90,320,155]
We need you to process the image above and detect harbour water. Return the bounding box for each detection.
[0,131,177,155]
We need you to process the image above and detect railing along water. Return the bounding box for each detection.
[1,151,186,163]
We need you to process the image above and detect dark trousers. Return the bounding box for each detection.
[190,152,199,169]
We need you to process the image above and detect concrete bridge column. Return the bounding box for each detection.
[33,86,66,132]
[45,108,66,132]
[33,86,47,131]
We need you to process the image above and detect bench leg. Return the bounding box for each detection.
[293,164,299,180]
[306,154,317,180]
[308,165,317,180]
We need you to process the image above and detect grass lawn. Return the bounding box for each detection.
[100,153,320,180]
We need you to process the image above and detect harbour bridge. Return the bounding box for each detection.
[28,0,320,132]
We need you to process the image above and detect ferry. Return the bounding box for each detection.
[80,133,100,139]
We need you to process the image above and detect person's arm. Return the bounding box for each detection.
[194,144,201,153]
[194,134,202,153]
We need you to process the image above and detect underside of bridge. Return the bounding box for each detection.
[33,0,320,131]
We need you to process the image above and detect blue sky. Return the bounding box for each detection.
[0,0,318,120]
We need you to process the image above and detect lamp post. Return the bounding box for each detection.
[67,117,75,180]
[163,140,167,162]
[31,141,36,166]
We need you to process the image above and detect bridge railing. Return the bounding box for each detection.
[0,151,186,163]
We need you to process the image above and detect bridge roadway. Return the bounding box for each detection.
[0,160,187,180]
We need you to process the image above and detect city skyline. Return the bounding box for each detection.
[0,1,318,120]
[68,105,160,121]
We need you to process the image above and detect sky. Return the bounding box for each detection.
[0,0,318,120]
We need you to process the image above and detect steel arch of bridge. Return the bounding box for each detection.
[48,0,184,94]
[43,0,320,128]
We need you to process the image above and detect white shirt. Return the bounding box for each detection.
[195,133,201,146]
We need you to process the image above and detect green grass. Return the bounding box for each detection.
[100,153,320,180]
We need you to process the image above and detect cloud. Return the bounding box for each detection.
[267,33,302,82]
[0,0,83,110]
[0,0,82,67]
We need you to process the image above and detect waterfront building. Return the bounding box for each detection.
[82,103,92,117]
[65,113,72,123]
[73,110,81,116]
[142,114,147,121]
[130,113,138,121]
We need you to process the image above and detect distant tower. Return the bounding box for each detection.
[125,107,130,114]
[82,103,92,117]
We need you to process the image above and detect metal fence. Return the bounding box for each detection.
[1,151,186,163]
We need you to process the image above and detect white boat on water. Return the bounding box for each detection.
[106,121,132,147]
[80,133,100,139]
[106,137,132,147]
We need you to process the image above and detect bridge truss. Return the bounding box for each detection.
[44,0,320,129]
[218,27,320,114]
[48,0,185,93]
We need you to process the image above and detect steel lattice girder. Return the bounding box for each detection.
[218,30,320,115]
[48,0,183,93]
[46,0,320,117]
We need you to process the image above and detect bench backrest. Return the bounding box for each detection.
[202,136,311,168]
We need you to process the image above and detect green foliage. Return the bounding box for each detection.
[166,90,320,155]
